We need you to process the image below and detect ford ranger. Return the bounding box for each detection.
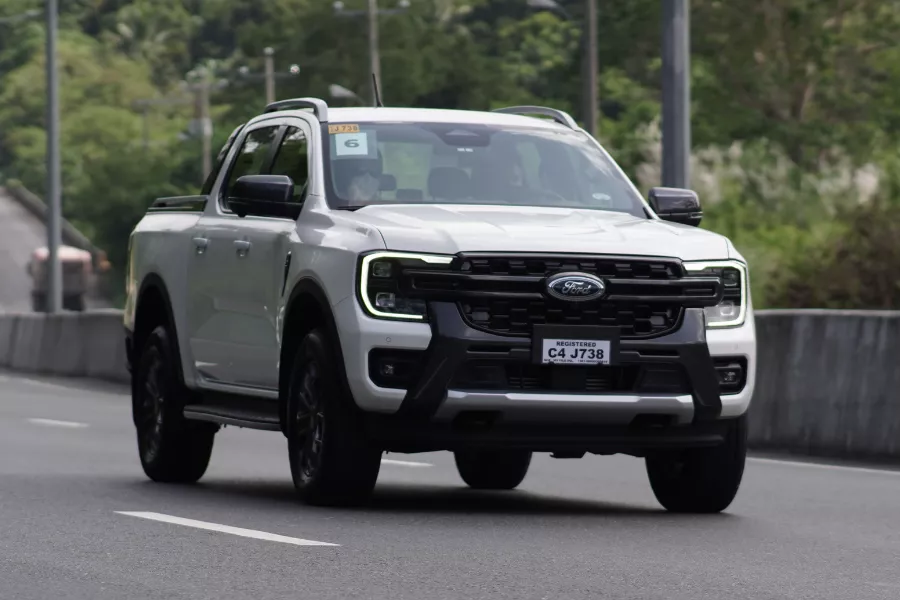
[124,99,756,512]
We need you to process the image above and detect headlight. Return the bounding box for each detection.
[684,260,748,328]
[358,251,454,320]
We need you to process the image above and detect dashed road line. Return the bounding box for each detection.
[26,418,89,429]
[381,458,433,468]
[115,512,339,547]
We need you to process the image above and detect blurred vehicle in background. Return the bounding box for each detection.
[26,245,110,312]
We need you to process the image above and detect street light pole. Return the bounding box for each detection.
[584,0,598,138]
[662,0,690,188]
[368,0,381,105]
[197,83,212,180]
[45,0,62,313]
[334,0,409,105]
[264,47,275,104]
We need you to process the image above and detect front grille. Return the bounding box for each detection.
[460,299,681,338]
[450,254,716,339]
[464,256,680,279]
[395,253,723,340]
[450,360,690,394]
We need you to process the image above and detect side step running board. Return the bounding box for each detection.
[183,405,281,431]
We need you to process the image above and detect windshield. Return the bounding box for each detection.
[323,121,648,217]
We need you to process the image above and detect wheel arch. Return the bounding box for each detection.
[132,274,185,387]
[279,278,351,436]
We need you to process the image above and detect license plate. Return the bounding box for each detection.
[541,339,611,365]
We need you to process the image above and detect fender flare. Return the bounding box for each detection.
[279,278,353,435]
[134,273,186,385]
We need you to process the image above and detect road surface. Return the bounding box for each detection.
[1,370,898,600]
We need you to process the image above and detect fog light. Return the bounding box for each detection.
[719,301,736,318]
[375,292,396,308]
[372,261,392,278]
[380,362,396,377]
[719,369,740,385]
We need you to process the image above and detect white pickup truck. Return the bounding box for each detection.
[124,99,756,512]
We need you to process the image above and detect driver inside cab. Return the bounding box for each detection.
[334,153,384,203]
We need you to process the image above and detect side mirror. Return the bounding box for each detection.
[228,174,301,219]
[648,187,702,226]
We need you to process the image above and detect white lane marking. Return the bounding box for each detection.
[26,418,89,429]
[749,457,900,477]
[115,512,338,547]
[0,372,124,397]
[381,458,433,468]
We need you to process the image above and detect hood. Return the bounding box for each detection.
[350,204,730,261]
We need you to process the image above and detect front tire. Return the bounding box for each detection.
[454,450,532,490]
[287,328,382,506]
[134,325,216,483]
[645,415,747,513]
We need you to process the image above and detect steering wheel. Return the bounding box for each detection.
[527,187,570,206]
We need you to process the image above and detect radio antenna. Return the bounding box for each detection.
[372,73,384,108]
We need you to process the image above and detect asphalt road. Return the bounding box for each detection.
[2,371,899,600]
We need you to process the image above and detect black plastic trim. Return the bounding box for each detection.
[148,195,208,213]
[395,304,722,423]
[134,274,184,382]
[280,278,352,434]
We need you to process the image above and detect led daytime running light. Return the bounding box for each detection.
[359,252,453,320]
[684,260,748,328]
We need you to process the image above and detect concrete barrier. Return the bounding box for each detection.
[0,310,127,384]
[748,310,900,461]
[1,308,900,463]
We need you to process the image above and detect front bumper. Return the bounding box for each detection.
[335,298,756,426]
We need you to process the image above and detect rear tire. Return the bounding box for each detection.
[287,328,382,506]
[454,450,532,490]
[645,415,747,513]
[31,293,46,313]
[63,294,85,312]
[133,325,216,483]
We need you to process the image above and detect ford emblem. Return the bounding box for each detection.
[546,272,606,302]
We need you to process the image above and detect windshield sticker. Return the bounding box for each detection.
[332,131,377,159]
[329,124,360,134]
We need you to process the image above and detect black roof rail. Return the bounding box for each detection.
[264,97,329,122]
[492,105,578,130]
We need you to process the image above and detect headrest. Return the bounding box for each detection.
[428,167,470,201]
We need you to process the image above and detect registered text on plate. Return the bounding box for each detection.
[541,339,611,365]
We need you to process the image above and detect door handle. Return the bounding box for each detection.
[192,237,209,255]
[233,240,252,256]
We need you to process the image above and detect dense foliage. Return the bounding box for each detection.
[1,0,899,307]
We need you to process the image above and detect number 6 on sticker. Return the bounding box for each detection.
[334,132,369,156]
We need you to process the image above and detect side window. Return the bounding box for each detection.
[269,126,309,202]
[221,125,281,206]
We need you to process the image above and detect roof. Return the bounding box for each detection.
[251,105,576,131]
[328,107,572,130]
[31,245,92,261]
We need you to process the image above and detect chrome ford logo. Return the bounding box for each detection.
[546,273,606,302]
